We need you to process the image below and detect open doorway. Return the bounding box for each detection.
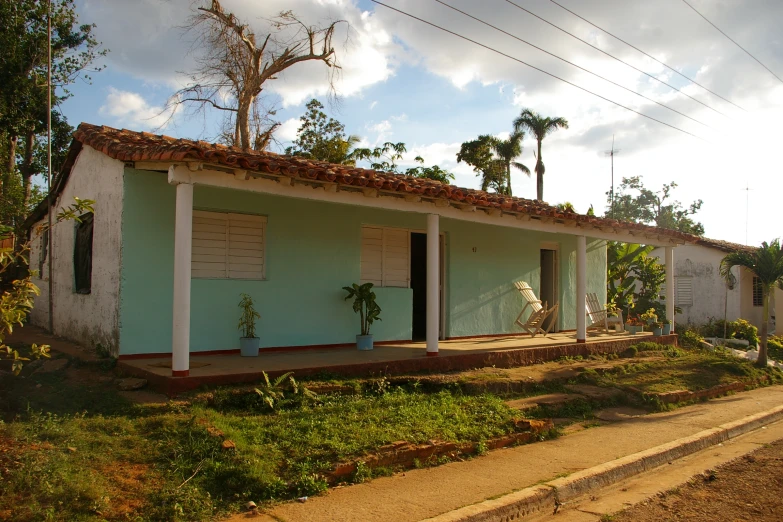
[540,246,559,332]
[410,232,444,341]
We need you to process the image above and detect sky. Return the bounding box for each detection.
[61,0,783,246]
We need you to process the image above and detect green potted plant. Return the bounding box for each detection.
[640,308,658,325]
[343,282,382,351]
[662,319,672,335]
[652,321,663,337]
[626,316,642,335]
[238,293,261,357]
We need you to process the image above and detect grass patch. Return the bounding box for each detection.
[0,366,521,521]
[580,344,783,394]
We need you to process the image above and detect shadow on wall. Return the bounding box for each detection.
[450,282,525,324]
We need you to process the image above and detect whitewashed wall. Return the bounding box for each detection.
[651,244,742,326]
[29,145,124,355]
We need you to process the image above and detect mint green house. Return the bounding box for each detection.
[26,124,689,376]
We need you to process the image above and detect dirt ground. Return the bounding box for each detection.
[613,439,783,522]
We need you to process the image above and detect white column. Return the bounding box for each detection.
[426,214,440,356]
[172,182,193,376]
[576,235,587,343]
[665,246,675,329]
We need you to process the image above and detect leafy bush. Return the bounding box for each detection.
[768,336,783,362]
[699,318,759,346]
[679,328,704,349]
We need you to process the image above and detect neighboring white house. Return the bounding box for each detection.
[651,239,782,335]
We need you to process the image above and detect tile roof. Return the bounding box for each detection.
[695,237,755,253]
[37,123,700,243]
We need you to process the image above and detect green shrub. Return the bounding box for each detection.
[700,318,759,346]
[768,336,783,362]
[679,328,704,349]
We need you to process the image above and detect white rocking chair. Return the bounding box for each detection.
[586,293,624,333]
[514,281,559,337]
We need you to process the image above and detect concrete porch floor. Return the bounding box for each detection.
[118,331,667,395]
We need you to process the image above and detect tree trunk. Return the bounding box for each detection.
[758,286,770,367]
[236,94,253,149]
[506,162,512,196]
[21,131,35,207]
[4,134,18,197]
[536,140,543,201]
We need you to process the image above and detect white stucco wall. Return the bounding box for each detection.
[28,145,124,355]
[651,244,742,326]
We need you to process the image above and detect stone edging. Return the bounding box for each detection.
[422,405,783,522]
[327,419,553,483]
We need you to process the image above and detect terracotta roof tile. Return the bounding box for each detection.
[69,123,699,243]
[695,238,755,253]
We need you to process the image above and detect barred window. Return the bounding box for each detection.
[752,276,763,307]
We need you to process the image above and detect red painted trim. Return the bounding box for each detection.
[426,351,439,357]
[576,339,586,344]
[172,369,189,377]
[117,340,414,360]
[446,332,530,341]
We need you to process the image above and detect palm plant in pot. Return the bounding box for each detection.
[343,282,382,350]
[238,293,261,357]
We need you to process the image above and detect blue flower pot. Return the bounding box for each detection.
[357,334,374,351]
[652,327,663,336]
[663,324,672,335]
[240,337,260,357]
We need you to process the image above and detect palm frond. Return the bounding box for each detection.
[512,162,531,175]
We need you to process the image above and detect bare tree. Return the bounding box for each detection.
[168,0,345,150]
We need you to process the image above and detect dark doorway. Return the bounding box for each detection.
[540,249,557,332]
[411,233,427,340]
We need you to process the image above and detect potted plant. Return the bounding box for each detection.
[662,319,672,335]
[626,316,642,335]
[343,282,382,351]
[238,293,261,357]
[652,321,664,337]
[640,308,658,325]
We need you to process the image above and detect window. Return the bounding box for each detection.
[360,226,410,288]
[74,213,94,294]
[753,276,763,307]
[38,229,48,276]
[191,210,266,280]
[674,277,693,306]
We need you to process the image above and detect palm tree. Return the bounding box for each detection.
[719,240,783,367]
[513,108,569,201]
[491,131,530,196]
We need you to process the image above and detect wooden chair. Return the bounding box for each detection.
[586,293,623,333]
[514,281,559,337]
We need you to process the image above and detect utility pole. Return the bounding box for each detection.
[744,182,752,245]
[47,0,54,333]
[604,135,621,219]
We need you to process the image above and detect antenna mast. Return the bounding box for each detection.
[604,135,621,219]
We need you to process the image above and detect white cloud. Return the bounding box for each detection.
[276,117,301,144]
[98,88,173,129]
[369,101,378,110]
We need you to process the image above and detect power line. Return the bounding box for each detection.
[680,0,783,85]
[369,0,706,141]
[435,0,712,129]
[506,0,728,118]
[548,0,747,111]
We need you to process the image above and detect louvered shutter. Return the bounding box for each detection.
[675,277,693,306]
[360,226,384,286]
[192,210,266,279]
[227,213,265,279]
[360,226,410,288]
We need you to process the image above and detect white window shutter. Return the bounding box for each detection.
[675,277,693,306]
[382,228,410,288]
[360,226,384,286]
[192,210,266,280]
[227,213,265,279]
[360,226,410,288]
[192,210,229,278]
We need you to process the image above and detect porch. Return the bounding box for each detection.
[118,331,676,395]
